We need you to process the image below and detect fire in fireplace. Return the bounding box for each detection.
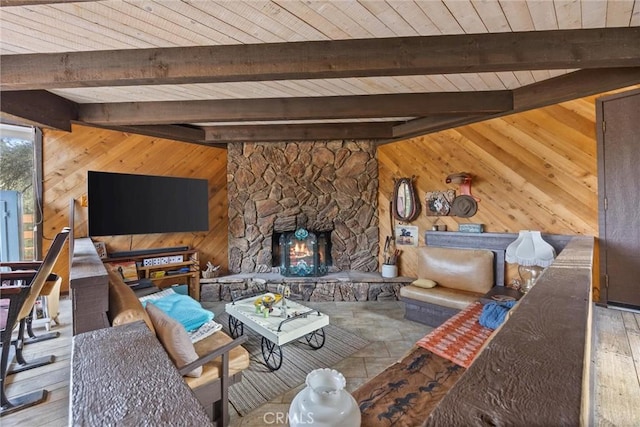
[273,228,331,277]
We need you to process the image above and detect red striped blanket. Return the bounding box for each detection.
[416,302,494,368]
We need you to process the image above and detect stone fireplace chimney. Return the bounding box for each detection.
[227,141,379,274]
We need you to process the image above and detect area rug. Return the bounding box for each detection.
[216,312,369,416]
[416,302,494,368]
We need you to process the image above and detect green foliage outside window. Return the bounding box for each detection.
[0,137,34,214]
[1,134,36,259]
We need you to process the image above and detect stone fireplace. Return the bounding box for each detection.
[227,141,379,274]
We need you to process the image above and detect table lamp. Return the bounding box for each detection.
[505,230,556,293]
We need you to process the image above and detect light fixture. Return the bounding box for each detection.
[505,230,556,293]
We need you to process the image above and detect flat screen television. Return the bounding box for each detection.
[87,171,209,236]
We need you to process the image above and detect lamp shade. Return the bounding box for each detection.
[505,230,556,267]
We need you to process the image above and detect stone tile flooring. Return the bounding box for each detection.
[203,300,429,427]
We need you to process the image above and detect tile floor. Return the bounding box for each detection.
[203,300,429,427]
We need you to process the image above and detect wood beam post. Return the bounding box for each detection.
[2,28,639,90]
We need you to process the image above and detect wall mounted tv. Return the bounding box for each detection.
[87,171,209,237]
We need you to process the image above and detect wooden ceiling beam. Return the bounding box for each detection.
[0,89,77,130]
[203,122,396,142]
[77,92,512,126]
[389,114,491,142]
[95,124,207,145]
[2,27,639,90]
[386,67,640,143]
[512,67,640,112]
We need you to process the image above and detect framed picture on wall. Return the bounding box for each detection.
[395,225,419,247]
[426,190,455,216]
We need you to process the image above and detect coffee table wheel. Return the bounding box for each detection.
[228,316,244,338]
[304,328,326,349]
[261,337,283,371]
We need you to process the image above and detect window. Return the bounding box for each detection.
[0,124,42,261]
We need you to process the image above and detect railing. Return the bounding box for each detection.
[426,236,594,426]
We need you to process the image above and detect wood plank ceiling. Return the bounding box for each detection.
[1,0,639,144]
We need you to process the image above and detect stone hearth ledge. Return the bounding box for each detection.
[200,271,414,303]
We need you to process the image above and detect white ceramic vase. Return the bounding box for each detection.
[288,368,361,427]
[381,264,397,278]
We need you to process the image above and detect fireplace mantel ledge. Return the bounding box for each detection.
[201,271,414,284]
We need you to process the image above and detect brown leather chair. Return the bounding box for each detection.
[0,228,69,416]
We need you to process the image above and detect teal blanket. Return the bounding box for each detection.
[142,292,213,332]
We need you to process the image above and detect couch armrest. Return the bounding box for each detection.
[180,334,249,426]
[179,335,247,376]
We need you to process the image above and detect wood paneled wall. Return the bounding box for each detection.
[42,124,228,292]
[378,85,638,296]
[42,86,638,296]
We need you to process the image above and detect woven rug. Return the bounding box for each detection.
[416,302,494,368]
[216,312,369,416]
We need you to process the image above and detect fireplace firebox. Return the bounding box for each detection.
[273,228,331,277]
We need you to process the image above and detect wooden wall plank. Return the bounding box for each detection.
[42,123,228,293]
[43,85,640,297]
[378,85,640,294]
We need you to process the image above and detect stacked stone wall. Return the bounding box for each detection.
[227,141,379,273]
[200,276,412,303]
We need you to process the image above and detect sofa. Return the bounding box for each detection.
[354,247,502,426]
[353,234,583,426]
[399,246,495,327]
[105,271,250,425]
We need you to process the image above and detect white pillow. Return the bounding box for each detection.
[412,278,438,289]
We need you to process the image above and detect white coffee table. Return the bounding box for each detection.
[225,294,329,370]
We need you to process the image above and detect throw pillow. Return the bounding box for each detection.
[140,289,214,332]
[146,302,202,378]
[412,278,438,289]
